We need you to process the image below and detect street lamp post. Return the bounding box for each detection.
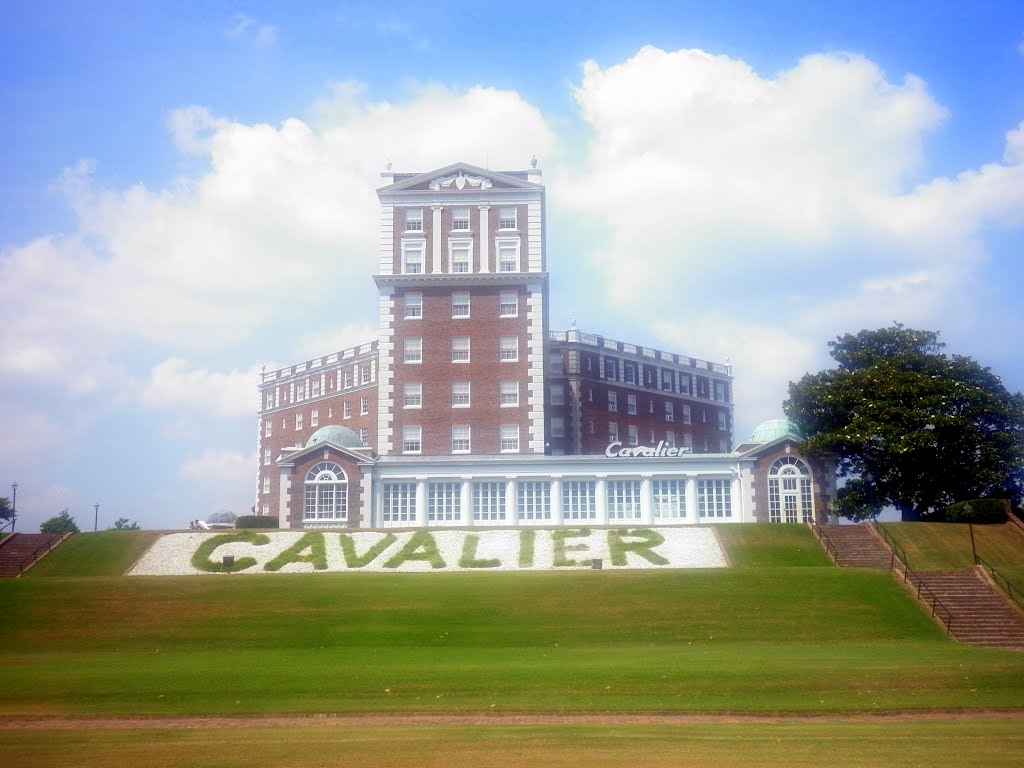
[94,503,99,533]
[11,482,17,534]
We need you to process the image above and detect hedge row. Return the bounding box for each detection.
[234,515,280,529]
[930,499,1009,524]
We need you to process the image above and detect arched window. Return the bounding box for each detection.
[304,462,347,522]
[768,456,813,524]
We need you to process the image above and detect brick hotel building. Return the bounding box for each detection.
[256,162,833,529]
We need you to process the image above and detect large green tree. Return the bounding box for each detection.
[785,324,1024,521]
[39,509,80,535]
[0,496,11,522]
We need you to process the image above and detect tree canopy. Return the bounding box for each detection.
[40,509,80,535]
[111,517,140,530]
[784,324,1024,521]
[0,496,11,522]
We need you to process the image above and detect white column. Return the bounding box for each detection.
[731,475,742,523]
[278,468,292,529]
[461,479,472,526]
[478,205,490,272]
[506,479,517,525]
[416,479,428,527]
[685,477,699,525]
[640,476,653,525]
[550,478,563,525]
[431,206,443,274]
[596,477,608,526]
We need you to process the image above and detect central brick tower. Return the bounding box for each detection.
[374,162,548,457]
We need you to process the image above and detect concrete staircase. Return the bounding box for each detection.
[0,533,67,577]
[819,524,894,568]
[913,569,1024,650]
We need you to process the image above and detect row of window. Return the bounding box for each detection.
[403,291,519,319]
[553,353,729,403]
[402,238,521,274]
[402,425,519,454]
[381,477,733,524]
[403,336,519,364]
[404,205,518,233]
[263,364,374,410]
[403,380,520,408]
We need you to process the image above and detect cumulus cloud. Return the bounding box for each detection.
[226,12,276,47]
[180,448,253,486]
[294,322,378,362]
[140,358,261,417]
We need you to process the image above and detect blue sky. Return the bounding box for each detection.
[2,1,1023,531]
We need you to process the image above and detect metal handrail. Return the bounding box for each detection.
[15,533,70,576]
[809,522,839,564]
[975,553,1024,612]
[872,521,956,637]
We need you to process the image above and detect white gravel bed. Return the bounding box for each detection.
[128,527,727,576]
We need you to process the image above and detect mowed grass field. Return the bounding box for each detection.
[2,523,1023,766]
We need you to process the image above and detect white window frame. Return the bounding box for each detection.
[452,425,471,454]
[404,207,423,232]
[500,380,519,407]
[499,335,518,362]
[449,239,472,273]
[404,337,422,364]
[698,479,733,519]
[562,480,597,521]
[550,384,565,406]
[402,241,424,274]
[452,381,471,408]
[627,394,637,415]
[451,207,470,231]
[343,401,352,419]
[665,401,675,422]
[499,290,518,318]
[383,482,417,524]
[452,336,470,363]
[404,292,423,319]
[452,291,470,318]
[497,206,517,230]
[608,391,618,412]
[500,424,520,453]
[403,426,422,454]
[295,413,303,430]
[361,366,371,385]
[551,416,565,438]
[608,421,619,442]
[628,424,639,446]
[473,481,506,521]
[360,396,369,415]
[359,427,369,446]
[311,408,319,427]
[262,475,271,494]
[429,482,461,523]
[496,238,519,272]
[608,480,642,521]
[404,382,422,409]
[304,462,348,522]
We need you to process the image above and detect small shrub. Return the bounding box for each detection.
[235,515,280,529]
[933,499,1008,524]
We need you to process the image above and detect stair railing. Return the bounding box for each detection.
[14,533,71,576]
[872,521,956,638]
[974,554,1024,612]
[809,521,839,564]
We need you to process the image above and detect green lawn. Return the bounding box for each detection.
[2,722,1023,768]
[879,522,1024,573]
[25,530,162,577]
[714,523,832,567]
[2,569,1023,716]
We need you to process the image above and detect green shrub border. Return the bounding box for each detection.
[235,515,280,529]
[931,499,1009,524]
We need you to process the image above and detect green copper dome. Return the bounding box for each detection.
[305,425,364,449]
[748,418,802,443]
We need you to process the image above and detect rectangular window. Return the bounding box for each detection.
[608,421,619,442]
[653,479,686,519]
[311,408,319,427]
[450,242,471,273]
[402,426,422,454]
[500,380,519,407]
[551,416,565,438]
[683,433,693,451]
[402,242,424,274]
[383,482,417,524]
[682,404,692,424]
[665,401,675,422]
[404,292,422,319]
[452,291,470,318]
[405,207,423,231]
[608,480,642,520]
[498,243,518,272]
[499,290,518,317]
[295,382,305,402]
[665,430,675,447]
[452,207,470,230]
[452,425,471,453]
[264,448,271,466]
[343,401,352,419]
[360,396,369,415]
[604,356,619,380]
[500,424,520,453]
[264,420,271,437]
[473,481,506,521]
[679,374,690,395]
[498,206,517,229]
[265,392,274,409]
[718,410,728,431]
[628,424,639,445]
[404,382,422,408]
[262,476,270,494]
[517,481,551,521]
[452,381,471,407]
[359,427,369,446]
[361,366,371,385]
[452,336,470,363]
[429,482,461,523]
[311,379,322,397]
[627,394,637,415]
[499,335,518,362]
[344,370,354,389]
[661,369,674,391]
[404,337,422,364]
[548,353,564,375]
[550,385,565,406]
[295,413,303,430]
[608,391,618,412]
[698,479,733,519]
[714,380,729,402]
[562,480,597,521]
[624,363,637,384]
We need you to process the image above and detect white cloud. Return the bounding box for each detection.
[141,358,261,417]
[180,448,253,486]
[226,12,276,47]
[294,322,378,361]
